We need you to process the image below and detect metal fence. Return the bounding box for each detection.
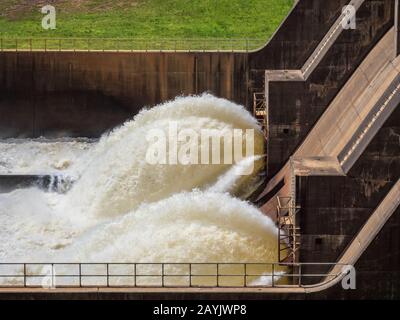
[0,38,265,52]
[0,262,345,289]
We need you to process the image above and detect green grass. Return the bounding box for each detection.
[0,0,294,50]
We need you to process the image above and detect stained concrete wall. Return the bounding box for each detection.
[0,52,248,137]
[0,0,353,139]
[0,0,399,300]
[0,0,394,163]
[266,0,394,177]
[297,102,400,297]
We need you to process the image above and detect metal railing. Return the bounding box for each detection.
[252,92,267,136]
[253,92,266,118]
[0,262,345,289]
[339,73,400,170]
[264,0,366,110]
[301,0,365,78]
[0,38,265,53]
[277,196,301,263]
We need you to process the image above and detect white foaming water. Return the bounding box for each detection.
[0,95,280,284]
[66,94,265,219]
[0,138,93,176]
[207,155,265,196]
[58,192,278,263]
[0,188,78,261]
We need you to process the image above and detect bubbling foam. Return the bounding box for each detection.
[59,192,279,263]
[67,94,265,219]
[0,94,281,286]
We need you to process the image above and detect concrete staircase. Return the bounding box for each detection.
[256,25,399,264]
[305,178,400,293]
[296,28,399,169]
[257,27,398,207]
[258,0,366,130]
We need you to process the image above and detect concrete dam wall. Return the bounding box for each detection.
[0,0,400,299]
[0,52,249,137]
[0,0,357,138]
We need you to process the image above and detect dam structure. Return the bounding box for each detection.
[0,0,399,299]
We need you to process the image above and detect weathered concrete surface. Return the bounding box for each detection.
[295,28,396,159]
[266,0,394,177]
[260,33,397,208]
[0,199,399,299]
[0,205,399,299]
[256,27,398,213]
[0,0,399,300]
[0,52,248,137]
[0,0,360,139]
[297,102,400,296]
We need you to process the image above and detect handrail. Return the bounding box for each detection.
[264,0,366,90]
[339,72,400,172]
[0,262,344,290]
[262,0,366,125]
[304,179,400,293]
[0,37,266,53]
[301,0,365,78]
[0,177,398,294]
[256,6,389,205]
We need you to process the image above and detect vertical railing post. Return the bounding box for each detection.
[134,263,137,287]
[51,263,54,288]
[30,39,32,52]
[189,263,192,287]
[44,39,47,52]
[216,263,219,287]
[23,263,26,288]
[298,264,302,287]
[278,215,281,262]
[15,39,18,52]
[59,39,61,52]
[79,263,82,287]
[244,264,247,287]
[106,263,109,287]
[161,263,164,287]
[1,38,3,52]
[272,263,275,287]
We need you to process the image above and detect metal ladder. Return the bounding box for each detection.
[253,92,267,136]
[277,196,301,263]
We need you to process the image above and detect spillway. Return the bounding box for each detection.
[0,95,280,287]
[0,0,399,299]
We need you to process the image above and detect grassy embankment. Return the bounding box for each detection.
[0,0,294,50]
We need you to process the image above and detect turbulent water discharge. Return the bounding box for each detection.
[0,94,281,285]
